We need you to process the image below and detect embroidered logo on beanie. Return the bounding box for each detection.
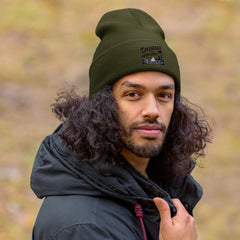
[141,46,164,65]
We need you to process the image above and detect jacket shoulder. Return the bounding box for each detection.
[33,195,142,240]
[33,195,98,239]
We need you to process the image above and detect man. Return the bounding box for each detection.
[31,8,211,240]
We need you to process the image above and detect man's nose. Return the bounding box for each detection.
[142,95,160,119]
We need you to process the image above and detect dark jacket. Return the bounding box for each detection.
[31,125,203,240]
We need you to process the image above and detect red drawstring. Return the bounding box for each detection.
[135,203,147,240]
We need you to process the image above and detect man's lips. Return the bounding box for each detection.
[134,124,162,137]
[136,124,162,130]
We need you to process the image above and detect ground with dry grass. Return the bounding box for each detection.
[0,0,239,239]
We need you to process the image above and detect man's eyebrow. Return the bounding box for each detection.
[157,84,175,90]
[120,81,175,90]
[120,81,146,89]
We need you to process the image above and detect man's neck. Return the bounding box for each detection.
[120,148,149,178]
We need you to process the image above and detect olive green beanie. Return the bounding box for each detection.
[89,8,180,96]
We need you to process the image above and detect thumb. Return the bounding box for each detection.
[153,197,172,228]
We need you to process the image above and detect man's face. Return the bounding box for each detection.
[112,71,175,159]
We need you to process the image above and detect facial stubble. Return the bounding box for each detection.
[121,119,167,158]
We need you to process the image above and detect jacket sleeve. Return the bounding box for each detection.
[51,223,113,240]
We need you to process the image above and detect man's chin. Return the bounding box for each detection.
[124,141,162,158]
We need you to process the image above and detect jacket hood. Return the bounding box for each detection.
[31,124,202,216]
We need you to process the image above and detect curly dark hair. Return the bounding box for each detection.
[52,85,212,178]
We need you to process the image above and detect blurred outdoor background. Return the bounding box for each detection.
[0,0,239,239]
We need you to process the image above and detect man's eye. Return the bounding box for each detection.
[126,92,140,98]
[158,93,173,100]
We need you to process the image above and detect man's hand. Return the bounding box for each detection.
[153,197,198,240]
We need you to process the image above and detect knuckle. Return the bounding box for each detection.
[172,198,181,205]
[172,198,180,203]
[188,215,196,225]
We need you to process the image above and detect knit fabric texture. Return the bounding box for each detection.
[89,8,180,96]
